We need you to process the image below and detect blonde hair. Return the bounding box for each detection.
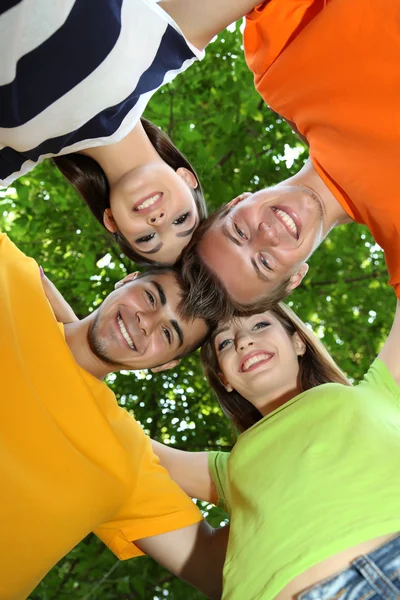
[201,303,351,433]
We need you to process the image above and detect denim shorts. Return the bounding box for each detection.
[298,535,400,600]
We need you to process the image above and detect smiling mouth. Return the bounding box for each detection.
[117,313,136,350]
[134,192,162,212]
[240,352,274,372]
[272,207,299,239]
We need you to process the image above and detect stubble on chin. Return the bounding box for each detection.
[88,313,126,369]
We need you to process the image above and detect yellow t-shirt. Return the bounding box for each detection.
[0,233,202,600]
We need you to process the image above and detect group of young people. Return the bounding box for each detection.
[2,0,400,599]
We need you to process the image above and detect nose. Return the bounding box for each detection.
[147,210,167,227]
[136,311,155,336]
[258,222,280,246]
[235,334,254,353]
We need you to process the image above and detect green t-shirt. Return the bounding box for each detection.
[209,359,400,600]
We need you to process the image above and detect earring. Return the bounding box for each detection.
[225,384,233,392]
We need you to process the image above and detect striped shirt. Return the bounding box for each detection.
[0,0,204,187]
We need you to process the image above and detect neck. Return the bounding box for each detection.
[283,158,353,234]
[64,316,112,380]
[80,121,161,187]
[256,385,301,418]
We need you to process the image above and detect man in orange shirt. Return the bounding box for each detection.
[0,231,226,600]
[184,0,400,309]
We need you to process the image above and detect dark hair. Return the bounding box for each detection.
[134,266,213,355]
[201,303,351,433]
[179,204,291,324]
[53,118,207,266]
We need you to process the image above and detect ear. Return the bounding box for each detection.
[176,167,198,190]
[227,191,252,207]
[115,271,140,289]
[286,263,309,293]
[293,332,306,357]
[103,208,118,233]
[218,371,233,393]
[151,359,180,373]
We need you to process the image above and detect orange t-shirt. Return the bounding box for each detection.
[0,233,202,600]
[244,0,400,296]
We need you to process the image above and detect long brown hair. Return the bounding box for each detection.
[53,118,207,266]
[201,303,351,433]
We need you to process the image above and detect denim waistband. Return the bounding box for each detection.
[298,535,400,600]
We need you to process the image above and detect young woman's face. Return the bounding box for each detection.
[214,312,305,413]
[106,163,199,265]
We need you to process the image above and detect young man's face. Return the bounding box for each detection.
[198,185,326,303]
[89,272,207,371]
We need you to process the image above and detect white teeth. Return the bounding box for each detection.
[136,193,161,211]
[274,208,298,237]
[117,315,136,350]
[242,353,272,372]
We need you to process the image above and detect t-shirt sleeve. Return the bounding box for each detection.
[208,451,231,514]
[244,1,324,89]
[361,358,400,408]
[94,433,203,560]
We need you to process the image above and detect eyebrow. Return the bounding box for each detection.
[176,220,198,239]
[251,258,271,283]
[152,280,184,347]
[222,222,271,283]
[139,242,164,255]
[222,223,242,247]
[171,319,184,347]
[152,280,167,306]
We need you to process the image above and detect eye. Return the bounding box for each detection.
[252,321,270,331]
[173,212,190,226]
[136,232,156,244]
[259,255,272,271]
[217,338,233,352]
[234,223,248,240]
[162,326,172,345]
[145,290,155,307]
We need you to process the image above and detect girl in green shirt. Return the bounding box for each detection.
[153,300,400,600]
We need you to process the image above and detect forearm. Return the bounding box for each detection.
[41,271,79,324]
[151,440,217,503]
[378,299,400,386]
[137,521,229,599]
[160,0,261,50]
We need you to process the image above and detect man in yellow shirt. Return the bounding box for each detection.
[0,231,226,600]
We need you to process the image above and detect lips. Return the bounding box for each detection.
[272,205,301,240]
[117,312,137,351]
[132,192,163,215]
[239,351,274,373]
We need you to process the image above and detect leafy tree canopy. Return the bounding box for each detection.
[0,23,393,600]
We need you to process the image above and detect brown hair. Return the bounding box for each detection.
[53,118,207,266]
[179,204,291,324]
[134,266,213,356]
[201,303,351,433]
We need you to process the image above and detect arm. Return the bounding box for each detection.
[151,440,218,504]
[41,269,79,324]
[137,521,229,600]
[378,299,400,386]
[160,0,263,50]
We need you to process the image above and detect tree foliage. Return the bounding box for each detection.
[0,23,394,600]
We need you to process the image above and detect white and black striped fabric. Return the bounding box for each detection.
[0,0,204,187]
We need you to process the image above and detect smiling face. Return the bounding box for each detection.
[88,271,208,371]
[214,311,305,413]
[105,163,199,265]
[198,185,326,303]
